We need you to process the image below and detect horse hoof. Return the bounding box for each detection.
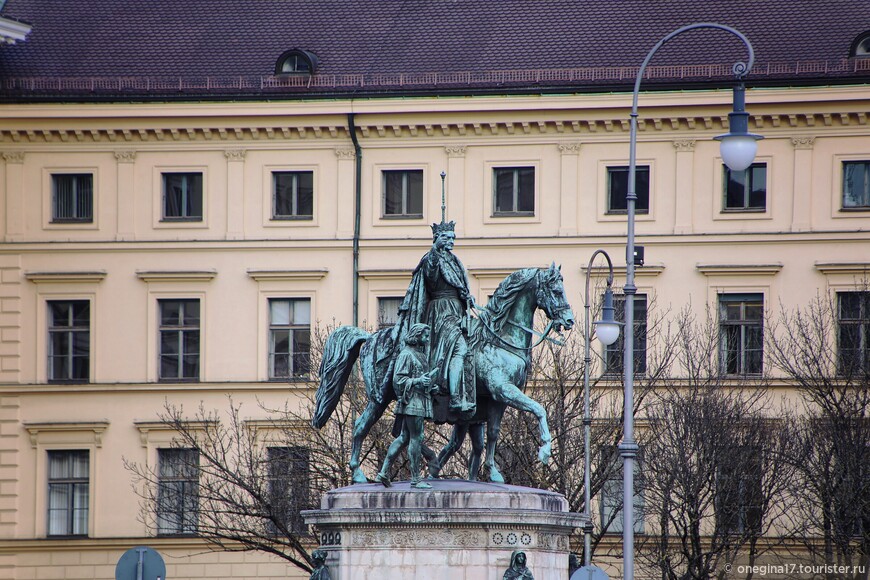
[352,469,368,484]
[538,444,552,465]
[489,469,505,484]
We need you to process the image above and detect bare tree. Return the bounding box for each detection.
[493,292,676,562]
[637,307,795,580]
[767,292,870,576]
[124,322,393,574]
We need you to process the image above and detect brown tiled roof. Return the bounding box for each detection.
[1,0,869,101]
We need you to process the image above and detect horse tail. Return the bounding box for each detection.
[312,326,370,429]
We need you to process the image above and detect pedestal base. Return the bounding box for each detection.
[303,480,586,579]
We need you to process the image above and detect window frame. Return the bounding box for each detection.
[272,170,314,220]
[599,446,645,535]
[606,165,650,215]
[51,173,94,223]
[266,446,311,535]
[715,446,763,535]
[722,162,767,212]
[156,448,200,536]
[158,298,201,382]
[381,169,424,219]
[377,296,403,330]
[46,449,90,537]
[161,172,204,221]
[268,298,311,380]
[604,293,647,376]
[837,291,870,377]
[47,299,90,384]
[842,161,870,210]
[718,293,764,376]
[492,166,535,216]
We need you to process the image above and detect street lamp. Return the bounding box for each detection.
[621,23,759,580]
[582,250,621,571]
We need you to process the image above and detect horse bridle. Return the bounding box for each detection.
[474,271,570,352]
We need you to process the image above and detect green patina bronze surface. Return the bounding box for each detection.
[313,221,575,484]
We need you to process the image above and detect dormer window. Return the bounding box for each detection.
[276,49,319,74]
[850,32,870,57]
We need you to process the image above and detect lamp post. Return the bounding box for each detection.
[582,250,621,569]
[621,23,760,580]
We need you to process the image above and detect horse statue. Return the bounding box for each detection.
[312,263,575,484]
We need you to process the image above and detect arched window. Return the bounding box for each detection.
[275,49,319,74]
[849,32,870,57]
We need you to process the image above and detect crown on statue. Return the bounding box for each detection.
[431,220,456,237]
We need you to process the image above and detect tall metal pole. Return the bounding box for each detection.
[583,250,615,567]
[622,23,755,580]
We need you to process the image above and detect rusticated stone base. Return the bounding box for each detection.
[302,480,586,579]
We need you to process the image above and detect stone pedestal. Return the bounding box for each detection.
[303,480,586,579]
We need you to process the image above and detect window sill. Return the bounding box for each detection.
[160,217,204,222]
[48,379,89,385]
[271,216,313,221]
[46,534,89,539]
[839,207,870,212]
[721,207,766,213]
[381,214,424,220]
[492,212,535,218]
[606,210,650,216]
[158,378,201,383]
[50,219,94,224]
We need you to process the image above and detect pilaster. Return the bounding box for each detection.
[224,149,246,239]
[334,148,356,239]
[114,150,136,240]
[558,142,581,236]
[672,140,696,234]
[2,152,24,242]
[790,136,815,232]
[445,145,467,235]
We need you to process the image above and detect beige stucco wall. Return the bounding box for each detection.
[0,85,868,578]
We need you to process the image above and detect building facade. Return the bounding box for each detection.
[1,1,869,578]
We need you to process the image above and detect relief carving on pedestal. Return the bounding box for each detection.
[350,528,484,548]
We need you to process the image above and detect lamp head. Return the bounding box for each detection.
[594,287,622,346]
[714,82,762,171]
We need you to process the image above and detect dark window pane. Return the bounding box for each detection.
[407,170,423,215]
[605,295,647,374]
[608,166,649,213]
[495,170,514,212]
[163,173,203,219]
[383,171,405,215]
[518,168,535,212]
[843,162,870,208]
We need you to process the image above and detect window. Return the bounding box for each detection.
[269,298,311,379]
[850,32,870,57]
[607,166,649,214]
[158,299,200,382]
[275,49,318,74]
[47,450,89,536]
[377,297,403,330]
[382,170,423,218]
[605,294,647,375]
[493,167,535,215]
[272,171,313,219]
[157,448,199,535]
[162,172,203,220]
[52,174,93,222]
[843,161,870,209]
[719,294,764,375]
[48,300,89,383]
[600,447,644,534]
[267,446,310,534]
[837,292,870,376]
[724,163,766,211]
[716,448,762,535]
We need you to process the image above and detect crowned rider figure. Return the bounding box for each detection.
[397,219,477,416]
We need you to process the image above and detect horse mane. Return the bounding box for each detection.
[479,268,540,334]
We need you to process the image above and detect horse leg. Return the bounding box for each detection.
[484,402,507,483]
[349,400,389,484]
[467,423,485,481]
[491,382,553,465]
[430,424,468,479]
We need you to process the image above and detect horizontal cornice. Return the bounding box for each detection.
[246,268,328,282]
[136,269,217,283]
[696,263,783,276]
[24,270,107,283]
[814,261,870,276]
